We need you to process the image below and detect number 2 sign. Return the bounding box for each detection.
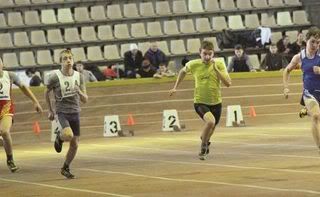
[162,109,181,132]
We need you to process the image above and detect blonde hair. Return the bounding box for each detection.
[59,49,73,62]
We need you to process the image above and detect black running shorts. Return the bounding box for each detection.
[194,103,222,125]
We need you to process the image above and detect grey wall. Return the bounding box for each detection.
[301,0,320,27]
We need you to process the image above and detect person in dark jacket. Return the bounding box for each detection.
[136,59,157,78]
[290,31,306,55]
[144,42,168,69]
[227,44,254,72]
[261,44,288,71]
[124,44,143,78]
[277,35,293,62]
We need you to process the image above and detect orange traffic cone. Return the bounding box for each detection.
[127,113,135,126]
[33,121,41,135]
[249,106,257,117]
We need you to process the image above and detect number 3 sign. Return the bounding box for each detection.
[104,115,121,137]
[162,110,181,132]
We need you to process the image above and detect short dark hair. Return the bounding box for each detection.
[234,44,243,50]
[25,68,36,75]
[270,43,276,47]
[181,57,189,67]
[201,40,214,51]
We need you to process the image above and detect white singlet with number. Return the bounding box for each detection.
[55,70,80,98]
[0,71,11,100]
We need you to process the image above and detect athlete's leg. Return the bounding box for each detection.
[61,135,78,179]
[58,113,74,142]
[299,95,308,118]
[61,113,80,179]
[65,136,79,166]
[202,112,216,143]
[60,135,78,179]
[194,104,216,160]
[299,107,308,118]
[54,113,74,153]
[304,97,320,149]
[0,115,19,172]
[0,115,13,158]
[207,104,222,141]
[201,112,216,158]
[60,127,74,142]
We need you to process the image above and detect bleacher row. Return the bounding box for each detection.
[0,1,307,30]
[0,33,300,71]
[0,0,311,70]
[0,0,302,10]
[0,10,309,44]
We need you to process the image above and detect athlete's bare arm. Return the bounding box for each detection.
[169,68,187,96]
[313,65,320,74]
[18,84,43,113]
[45,87,54,120]
[213,64,231,87]
[283,53,301,99]
[77,84,88,103]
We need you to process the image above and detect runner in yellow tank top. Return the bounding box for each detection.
[185,58,226,105]
[169,41,231,160]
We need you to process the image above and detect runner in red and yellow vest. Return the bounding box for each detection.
[0,58,43,172]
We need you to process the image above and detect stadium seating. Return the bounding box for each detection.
[0,0,311,70]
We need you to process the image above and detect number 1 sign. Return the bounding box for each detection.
[104,115,121,137]
[162,109,181,132]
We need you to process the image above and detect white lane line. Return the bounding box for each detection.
[10,116,309,139]
[86,83,303,98]
[79,167,320,195]
[82,154,320,175]
[88,142,320,161]
[0,177,131,197]
[14,92,302,112]
[80,93,303,109]
[13,82,303,105]
[11,111,306,135]
[129,137,314,148]
[20,148,320,163]
[22,149,320,161]
[16,159,320,195]
[251,133,306,137]
[19,149,320,176]
[23,150,56,155]
[16,149,320,195]
[14,102,300,125]
[216,140,314,148]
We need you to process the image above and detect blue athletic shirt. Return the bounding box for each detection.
[301,49,320,91]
